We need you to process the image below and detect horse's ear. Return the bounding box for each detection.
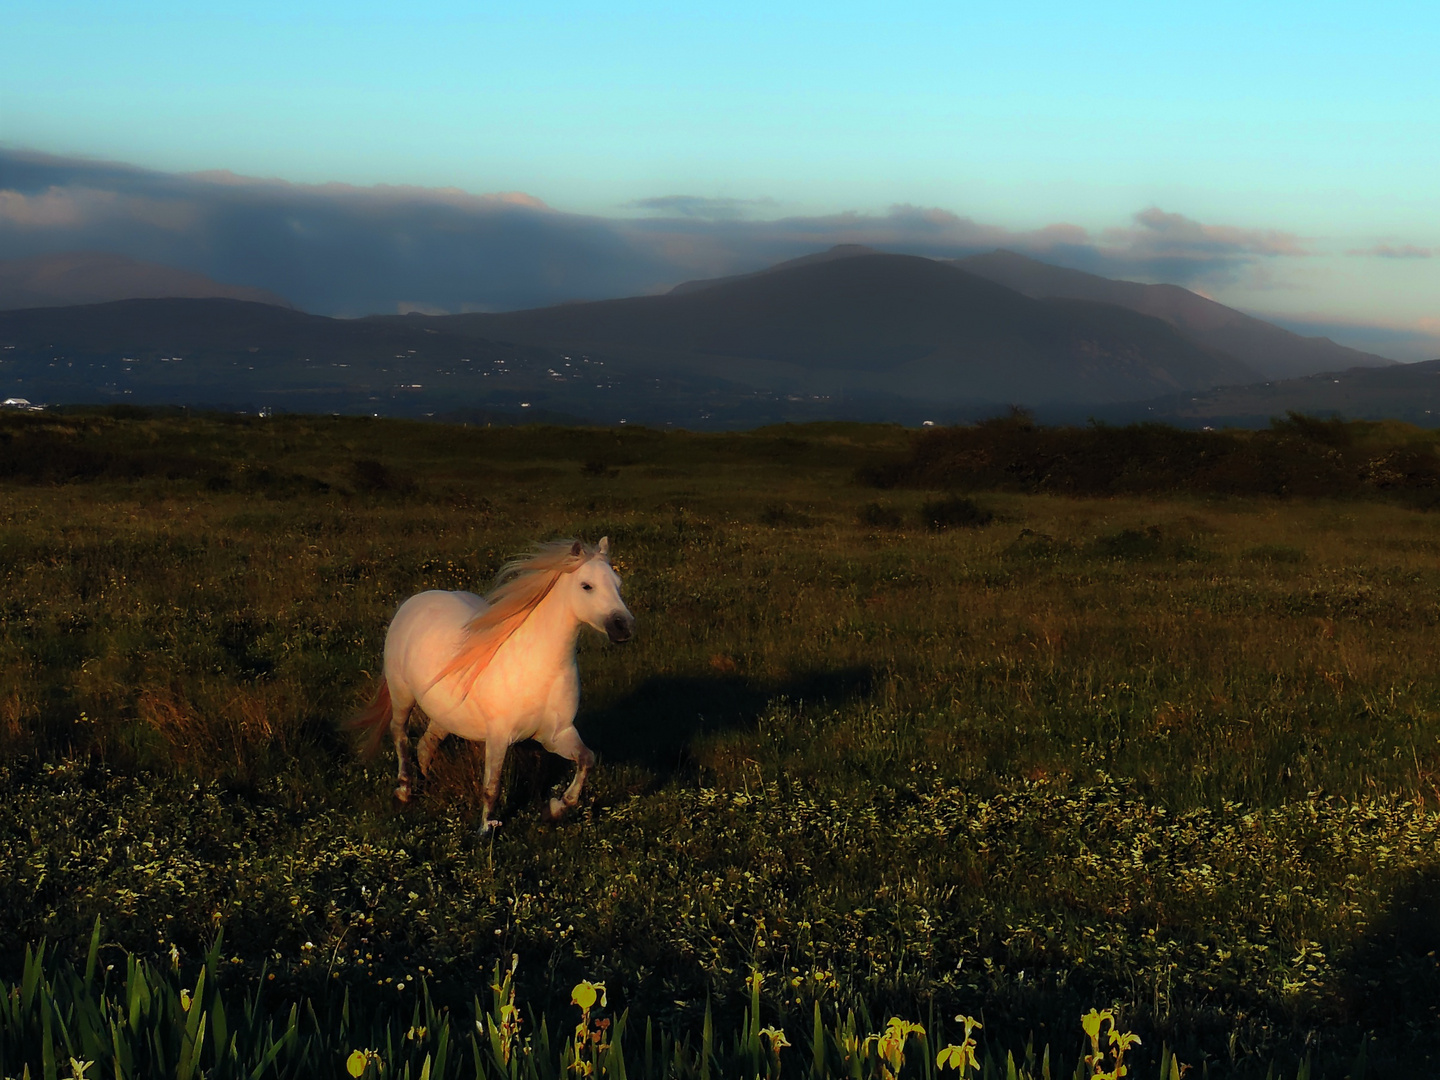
[570,539,584,557]
[598,536,610,557]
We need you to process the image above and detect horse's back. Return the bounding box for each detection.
[391,589,485,625]
[385,590,486,691]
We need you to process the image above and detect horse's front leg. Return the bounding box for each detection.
[543,725,595,821]
[480,738,509,830]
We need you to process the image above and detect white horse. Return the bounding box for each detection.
[351,537,633,827]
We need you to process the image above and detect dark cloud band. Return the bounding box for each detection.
[1,149,1316,316]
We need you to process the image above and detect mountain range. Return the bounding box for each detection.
[0,247,1423,428]
[423,252,1262,405]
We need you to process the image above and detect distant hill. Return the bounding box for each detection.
[0,252,293,311]
[426,253,1261,406]
[951,249,1394,380]
[0,298,753,424]
[1115,358,1440,428]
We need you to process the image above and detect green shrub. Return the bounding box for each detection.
[920,495,992,530]
[1242,544,1307,564]
[759,503,815,527]
[855,501,903,529]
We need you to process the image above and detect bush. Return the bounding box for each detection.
[759,503,815,527]
[867,415,1440,500]
[1271,410,1353,447]
[856,501,903,529]
[1092,525,1164,559]
[350,458,416,495]
[1242,543,1307,564]
[920,495,992,530]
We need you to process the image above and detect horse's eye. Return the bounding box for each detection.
[581,582,593,591]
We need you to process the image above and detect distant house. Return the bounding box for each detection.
[2,397,44,411]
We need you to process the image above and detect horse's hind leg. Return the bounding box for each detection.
[542,726,595,821]
[416,722,447,778]
[389,682,418,803]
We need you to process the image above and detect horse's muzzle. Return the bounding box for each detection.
[605,612,635,644]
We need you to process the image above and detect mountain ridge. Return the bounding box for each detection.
[0,252,294,311]
[666,244,883,295]
[663,244,1394,382]
[949,248,1394,380]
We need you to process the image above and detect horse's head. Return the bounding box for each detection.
[567,536,635,643]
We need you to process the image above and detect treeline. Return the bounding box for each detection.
[9,405,1440,500]
[866,412,1440,499]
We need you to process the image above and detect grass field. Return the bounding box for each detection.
[2,409,1439,1077]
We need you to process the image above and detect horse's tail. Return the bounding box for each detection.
[346,678,393,760]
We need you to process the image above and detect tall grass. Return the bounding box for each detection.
[0,925,1282,1079]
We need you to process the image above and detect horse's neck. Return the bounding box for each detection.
[500,580,580,670]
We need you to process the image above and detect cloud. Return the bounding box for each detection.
[1261,313,1440,363]
[1123,207,1308,257]
[1054,207,1311,287]
[0,148,1323,315]
[191,168,552,211]
[617,202,1094,279]
[626,195,779,220]
[0,185,197,232]
[1345,243,1434,259]
[0,188,86,228]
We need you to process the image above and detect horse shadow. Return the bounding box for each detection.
[576,665,875,777]
[417,665,874,819]
[1330,864,1440,1067]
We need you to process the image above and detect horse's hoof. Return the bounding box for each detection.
[547,798,569,820]
[394,783,412,803]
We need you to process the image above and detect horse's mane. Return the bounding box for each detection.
[433,538,600,697]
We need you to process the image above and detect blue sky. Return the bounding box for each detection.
[3,0,1438,354]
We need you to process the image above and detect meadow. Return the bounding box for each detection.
[2,409,1439,1078]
